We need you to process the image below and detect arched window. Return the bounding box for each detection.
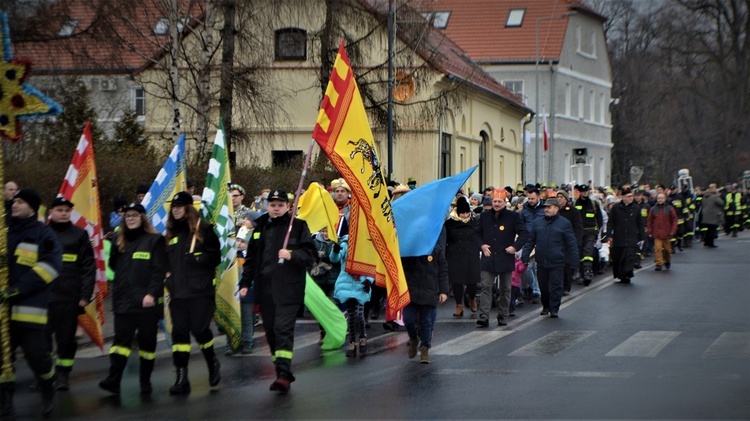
[275,28,307,61]
[479,131,489,189]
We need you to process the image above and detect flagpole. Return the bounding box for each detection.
[279,138,317,264]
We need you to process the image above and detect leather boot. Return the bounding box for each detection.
[169,367,191,395]
[453,304,464,317]
[53,368,70,391]
[139,358,154,395]
[202,347,221,387]
[99,354,127,395]
[0,383,15,421]
[40,378,56,417]
[469,298,478,313]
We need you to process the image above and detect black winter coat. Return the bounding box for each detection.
[557,204,583,248]
[166,219,221,299]
[49,221,95,304]
[401,245,449,307]
[608,201,646,247]
[474,208,528,273]
[240,212,316,306]
[575,197,604,231]
[521,215,579,269]
[443,217,480,285]
[8,216,62,330]
[109,227,167,315]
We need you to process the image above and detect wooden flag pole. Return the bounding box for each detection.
[279,138,317,264]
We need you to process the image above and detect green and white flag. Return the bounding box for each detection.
[201,120,242,352]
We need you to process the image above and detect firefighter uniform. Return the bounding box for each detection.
[99,204,167,395]
[165,192,222,395]
[1,189,62,418]
[633,193,650,267]
[682,188,696,247]
[574,186,603,285]
[240,190,316,393]
[46,196,96,391]
[667,188,686,251]
[724,188,744,237]
[694,191,706,241]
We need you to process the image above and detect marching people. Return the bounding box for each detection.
[99,203,167,395]
[230,184,249,232]
[574,185,604,285]
[632,189,651,268]
[3,181,18,223]
[474,189,528,327]
[519,187,544,303]
[46,195,96,391]
[521,197,579,318]
[310,227,340,345]
[666,185,686,252]
[607,188,646,284]
[164,192,222,394]
[555,190,583,295]
[444,196,480,317]
[700,184,724,248]
[647,193,678,271]
[1,189,62,418]
[723,184,743,237]
[239,189,316,394]
[330,235,372,357]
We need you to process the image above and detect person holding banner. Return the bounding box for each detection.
[239,189,316,394]
[46,195,96,391]
[99,203,166,395]
[164,191,222,394]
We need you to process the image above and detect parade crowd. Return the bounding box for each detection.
[0,176,747,417]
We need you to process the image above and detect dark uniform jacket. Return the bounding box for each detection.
[401,245,449,307]
[444,216,480,285]
[558,203,583,248]
[49,221,95,305]
[240,212,316,306]
[474,208,528,273]
[608,201,646,247]
[8,216,62,329]
[574,197,604,231]
[521,215,579,269]
[166,219,221,299]
[109,228,167,315]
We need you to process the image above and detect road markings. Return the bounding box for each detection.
[702,332,750,358]
[605,331,680,357]
[436,369,520,376]
[545,370,633,378]
[431,331,514,355]
[508,331,596,356]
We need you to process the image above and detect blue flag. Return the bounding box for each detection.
[392,166,477,257]
[141,134,187,234]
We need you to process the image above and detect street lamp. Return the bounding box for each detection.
[535,11,576,183]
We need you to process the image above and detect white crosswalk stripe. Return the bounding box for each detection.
[431,331,514,355]
[605,331,681,357]
[508,331,596,356]
[702,332,750,359]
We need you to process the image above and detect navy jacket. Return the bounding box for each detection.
[49,221,95,304]
[521,215,579,269]
[109,228,167,315]
[166,219,221,299]
[520,201,546,234]
[401,244,449,307]
[474,208,528,273]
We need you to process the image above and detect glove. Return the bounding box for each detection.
[332,243,342,254]
[0,287,20,303]
[362,279,372,293]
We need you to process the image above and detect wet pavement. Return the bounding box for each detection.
[10,231,750,419]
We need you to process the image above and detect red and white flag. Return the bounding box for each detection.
[543,112,549,152]
[58,121,106,351]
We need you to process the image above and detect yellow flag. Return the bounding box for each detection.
[297,182,339,243]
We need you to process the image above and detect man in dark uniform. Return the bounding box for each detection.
[46,195,95,391]
[667,185,686,252]
[574,185,603,285]
[239,189,316,394]
[556,190,582,295]
[632,189,651,268]
[608,187,646,284]
[1,189,62,418]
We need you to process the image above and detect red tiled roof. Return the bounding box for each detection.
[361,0,530,111]
[419,0,606,64]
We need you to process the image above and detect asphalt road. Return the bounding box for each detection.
[11,231,750,419]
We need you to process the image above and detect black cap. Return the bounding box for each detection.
[524,183,535,191]
[123,202,146,214]
[186,179,196,188]
[267,189,289,202]
[456,196,471,214]
[50,194,74,209]
[578,184,590,192]
[14,189,41,213]
[136,184,149,195]
[669,184,676,190]
[169,191,194,206]
[622,187,633,195]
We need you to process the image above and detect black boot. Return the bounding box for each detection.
[139,358,154,395]
[169,367,191,395]
[53,368,70,391]
[40,378,56,417]
[99,354,127,395]
[0,383,15,421]
[202,347,221,387]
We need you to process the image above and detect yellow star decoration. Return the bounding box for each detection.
[0,10,61,142]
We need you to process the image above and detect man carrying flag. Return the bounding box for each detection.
[239,190,316,393]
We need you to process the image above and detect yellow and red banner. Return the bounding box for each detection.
[312,41,409,320]
[58,121,106,351]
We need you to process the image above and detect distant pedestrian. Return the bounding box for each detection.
[700,184,724,248]
[556,190,583,294]
[607,188,645,284]
[521,198,579,318]
[647,193,678,270]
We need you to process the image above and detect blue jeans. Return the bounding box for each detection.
[403,303,437,348]
[524,261,541,296]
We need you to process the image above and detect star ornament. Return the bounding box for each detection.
[0,10,61,142]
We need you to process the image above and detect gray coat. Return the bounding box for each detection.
[700,190,724,226]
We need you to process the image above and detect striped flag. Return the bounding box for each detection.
[58,121,106,351]
[141,134,187,234]
[312,41,409,321]
[200,121,242,352]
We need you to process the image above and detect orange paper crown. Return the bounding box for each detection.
[492,188,507,200]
